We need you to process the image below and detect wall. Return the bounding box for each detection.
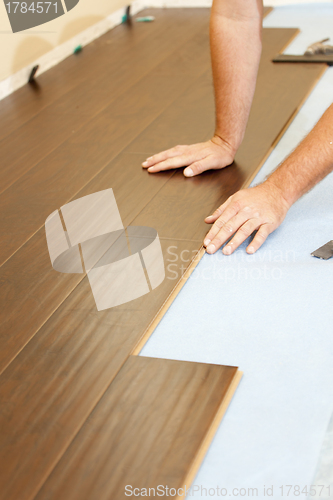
[0,0,131,91]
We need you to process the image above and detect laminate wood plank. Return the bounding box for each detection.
[0,8,204,144]
[34,356,239,500]
[0,11,208,196]
[0,67,216,374]
[0,24,325,500]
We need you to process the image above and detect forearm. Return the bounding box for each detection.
[210,0,263,154]
[266,104,333,206]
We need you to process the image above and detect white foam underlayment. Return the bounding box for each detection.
[1,0,333,100]
[138,5,333,500]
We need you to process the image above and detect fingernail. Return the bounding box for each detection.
[206,244,215,253]
[184,167,193,177]
[147,156,152,160]
[147,167,154,172]
[205,215,213,220]
[223,246,232,255]
[247,246,255,254]
[204,239,211,246]
[142,161,148,166]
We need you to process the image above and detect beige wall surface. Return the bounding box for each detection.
[0,0,128,82]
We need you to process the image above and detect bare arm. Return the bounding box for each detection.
[142,0,263,177]
[204,103,333,255]
[210,0,263,153]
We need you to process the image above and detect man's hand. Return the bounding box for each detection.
[203,181,291,255]
[142,135,235,177]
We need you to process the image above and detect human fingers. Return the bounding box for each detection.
[221,218,262,255]
[204,199,231,224]
[246,224,273,254]
[145,152,199,173]
[203,201,242,248]
[205,209,254,254]
[183,155,223,177]
[142,146,185,169]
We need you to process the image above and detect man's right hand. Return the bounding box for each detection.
[204,181,291,255]
[142,135,236,177]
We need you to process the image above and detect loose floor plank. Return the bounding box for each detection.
[0,16,327,500]
[34,356,240,500]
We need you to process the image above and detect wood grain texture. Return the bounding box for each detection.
[0,9,203,147]
[0,11,327,500]
[33,356,239,500]
[0,14,210,258]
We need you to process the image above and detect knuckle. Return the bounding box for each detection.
[238,225,251,237]
[212,237,222,247]
[193,161,202,172]
[214,218,226,229]
[256,231,267,241]
[232,201,241,212]
[223,223,233,233]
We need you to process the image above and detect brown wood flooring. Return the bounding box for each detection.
[35,357,239,500]
[0,7,326,500]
